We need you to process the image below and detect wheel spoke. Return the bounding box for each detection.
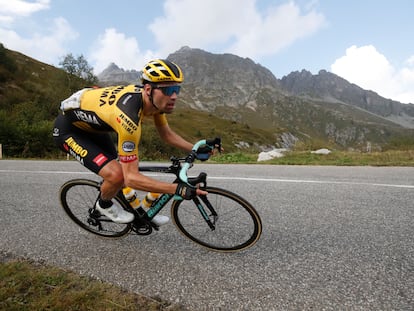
[172,187,262,252]
[60,179,130,238]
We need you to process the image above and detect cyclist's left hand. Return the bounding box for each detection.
[196,143,224,161]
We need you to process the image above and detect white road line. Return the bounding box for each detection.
[0,170,93,175]
[208,176,414,189]
[1,169,413,189]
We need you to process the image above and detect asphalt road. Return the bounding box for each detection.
[0,160,413,310]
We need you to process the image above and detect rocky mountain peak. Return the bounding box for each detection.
[168,47,280,89]
[166,46,284,112]
[97,62,140,85]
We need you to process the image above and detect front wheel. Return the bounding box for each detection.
[59,179,131,238]
[171,187,262,252]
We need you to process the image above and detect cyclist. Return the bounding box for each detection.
[53,59,209,224]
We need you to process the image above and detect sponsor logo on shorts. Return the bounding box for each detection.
[65,137,88,157]
[64,137,87,165]
[93,154,108,167]
[73,110,100,125]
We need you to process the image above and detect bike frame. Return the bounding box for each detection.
[134,162,211,229]
[129,138,216,226]
[146,193,174,218]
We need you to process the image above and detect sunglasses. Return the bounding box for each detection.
[153,85,181,96]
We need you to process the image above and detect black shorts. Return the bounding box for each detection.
[53,114,117,174]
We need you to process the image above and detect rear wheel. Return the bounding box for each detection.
[171,187,262,252]
[59,179,131,238]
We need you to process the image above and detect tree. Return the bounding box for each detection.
[59,53,98,85]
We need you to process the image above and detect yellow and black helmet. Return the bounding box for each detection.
[141,59,184,83]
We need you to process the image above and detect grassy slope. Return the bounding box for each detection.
[0,257,187,311]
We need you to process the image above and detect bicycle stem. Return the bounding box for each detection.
[178,137,221,186]
[179,139,207,185]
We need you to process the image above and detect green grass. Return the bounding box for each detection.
[211,152,257,163]
[266,150,414,166]
[210,149,414,166]
[0,258,186,311]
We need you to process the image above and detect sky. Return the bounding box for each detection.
[1,0,414,104]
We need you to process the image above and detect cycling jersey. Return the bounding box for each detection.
[54,85,168,166]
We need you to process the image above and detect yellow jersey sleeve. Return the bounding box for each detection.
[115,111,142,163]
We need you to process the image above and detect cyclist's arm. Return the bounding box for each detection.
[156,123,193,152]
[121,160,207,196]
[121,160,177,194]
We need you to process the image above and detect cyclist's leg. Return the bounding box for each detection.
[97,160,123,200]
[53,115,123,197]
[53,115,133,223]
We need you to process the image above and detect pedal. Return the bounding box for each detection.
[89,207,101,218]
[87,208,103,228]
[131,220,153,235]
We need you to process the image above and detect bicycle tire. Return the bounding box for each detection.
[171,187,262,252]
[59,179,131,238]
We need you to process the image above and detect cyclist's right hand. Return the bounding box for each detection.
[175,183,204,200]
[175,183,196,200]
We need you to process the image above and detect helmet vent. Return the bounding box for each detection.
[141,59,183,83]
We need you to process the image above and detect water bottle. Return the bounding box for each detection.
[122,187,140,209]
[140,192,160,209]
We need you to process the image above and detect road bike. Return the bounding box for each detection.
[59,138,262,252]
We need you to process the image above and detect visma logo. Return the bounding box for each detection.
[74,110,100,125]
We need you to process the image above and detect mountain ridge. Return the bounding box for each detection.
[280,69,414,128]
[98,46,414,150]
[98,47,414,130]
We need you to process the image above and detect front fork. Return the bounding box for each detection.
[184,172,217,230]
[193,195,218,230]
